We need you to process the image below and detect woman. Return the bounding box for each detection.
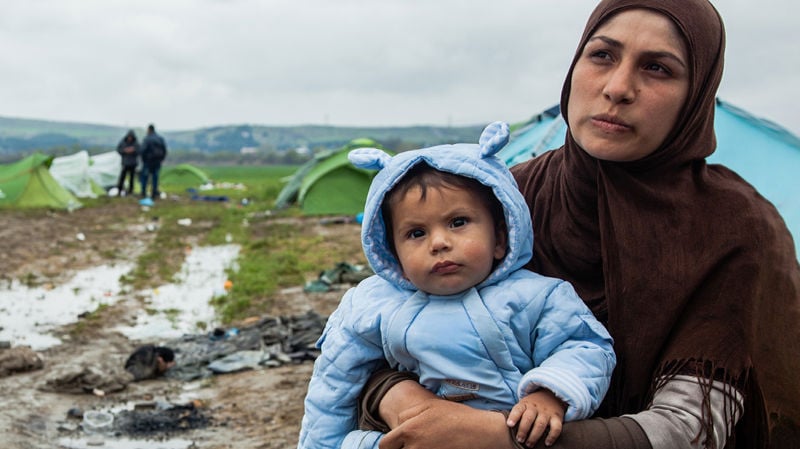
[350,0,800,448]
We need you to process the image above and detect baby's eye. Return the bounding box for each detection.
[451,217,468,228]
[407,229,425,239]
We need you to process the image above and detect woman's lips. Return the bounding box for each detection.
[591,114,632,132]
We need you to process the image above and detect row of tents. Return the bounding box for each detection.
[2,99,797,252]
[0,150,209,210]
[274,99,800,255]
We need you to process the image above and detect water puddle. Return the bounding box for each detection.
[0,264,133,350]
[115,245,240,342]
[0,244,240,350]
[57,436,195,449]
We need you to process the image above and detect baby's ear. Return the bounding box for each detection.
[349,148,392,170]
[493,223,508,261]
[478,121,510,158]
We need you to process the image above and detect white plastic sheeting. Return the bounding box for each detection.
[50,150,98,198]
[88,150,123,190]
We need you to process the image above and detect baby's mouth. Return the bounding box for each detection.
[431,261,460,274]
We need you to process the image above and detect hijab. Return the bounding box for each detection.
[511,0,800,447]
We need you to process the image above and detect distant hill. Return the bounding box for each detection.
[0,116,486,158]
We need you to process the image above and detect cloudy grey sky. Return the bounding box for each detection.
[1,0,797,135]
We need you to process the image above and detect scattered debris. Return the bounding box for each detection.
[113,402,211,436]
[82,410,114,434]
[164,310,327,381]
[0,345,44,377]
[304,262,372,292]
[40,361,132,394]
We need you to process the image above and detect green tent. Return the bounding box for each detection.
[275,138,389,216]
[0,153,82,210]
[161,163,211,187]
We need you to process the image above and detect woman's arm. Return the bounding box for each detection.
[362,372,742,449]
[368,373,742,449]
[378,380,517,449]
[375,380,650,449]
[626,375,743,449]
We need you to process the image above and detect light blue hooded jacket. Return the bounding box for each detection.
[297,122,615,449]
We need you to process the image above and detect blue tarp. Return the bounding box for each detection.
[498,99,800,256]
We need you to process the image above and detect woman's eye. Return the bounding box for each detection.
[644,62,671,75]
[589,50,612,61]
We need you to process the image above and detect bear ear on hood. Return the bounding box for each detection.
[349,147,392,171]
[478,121,510,158]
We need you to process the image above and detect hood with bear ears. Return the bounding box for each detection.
[349,121,534,292]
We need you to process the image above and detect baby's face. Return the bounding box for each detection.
[389,186,505,296]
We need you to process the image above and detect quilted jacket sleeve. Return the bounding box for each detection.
[517,279,616,421]
[297,280,389,449]
[341,430,384,449]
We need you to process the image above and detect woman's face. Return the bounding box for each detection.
[567,9,690,162]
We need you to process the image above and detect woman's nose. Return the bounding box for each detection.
[603,65,636,104]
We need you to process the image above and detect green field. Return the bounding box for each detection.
[158,164,297,203]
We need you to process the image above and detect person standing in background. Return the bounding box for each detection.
[115,130,140,197]
[139,124,168,199]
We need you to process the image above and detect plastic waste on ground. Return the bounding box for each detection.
[82,410,113,434]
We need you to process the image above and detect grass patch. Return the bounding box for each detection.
[213,222,314,322]
[118,164,332,322]
[70,303,110,335]
[70,164,354,324]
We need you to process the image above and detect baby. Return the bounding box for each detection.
[298,122,615,449]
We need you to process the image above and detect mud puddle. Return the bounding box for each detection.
[0,263,133,350]
[116,244,240,342]
[58,438,195,449]
[0,244,240,350]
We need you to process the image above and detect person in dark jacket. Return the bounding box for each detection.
[139,123,168,199]
[115,130,140,196]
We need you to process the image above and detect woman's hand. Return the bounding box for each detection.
[378,381,516,449]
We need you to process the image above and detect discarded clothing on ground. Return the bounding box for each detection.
[304,262,372,292]
[164,310,327,381]
[207,350,268,373]
[187,187,229,202]
[40,360,133,395]
[125,344,175,380]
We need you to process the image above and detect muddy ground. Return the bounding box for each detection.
[0,199,365,449]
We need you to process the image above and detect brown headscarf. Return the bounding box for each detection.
[511,0,800,447]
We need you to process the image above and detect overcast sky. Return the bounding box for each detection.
[1,1,797,135]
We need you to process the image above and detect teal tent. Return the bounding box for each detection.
[497,99,800,256]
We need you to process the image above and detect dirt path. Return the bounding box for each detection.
[0,199,362,449]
